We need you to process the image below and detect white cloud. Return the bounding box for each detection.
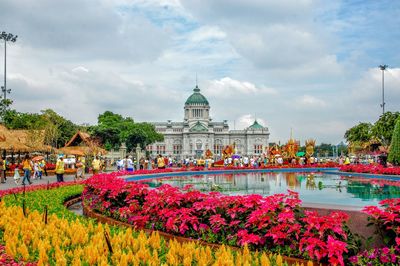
[0,0,399,146]
[234,114,267,130]
[72,66,89,73]
[296,95,327,108]
[189,26,226,43]
[203,77,277,97]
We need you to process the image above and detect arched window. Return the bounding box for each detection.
[214,139,223,155]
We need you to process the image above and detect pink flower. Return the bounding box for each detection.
[327,235,348,266]
[237,230,261,245]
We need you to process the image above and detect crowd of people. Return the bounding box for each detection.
[0,154,111,187]
[1,151,388,187]
[0,154,48,185]
[114,152,390,171]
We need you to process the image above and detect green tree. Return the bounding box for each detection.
[314,143,333,157]
[0,99,13,122]
[344,122,372,143]
[40,109,78,147]
[124,122,164,151]
[89,111,125,150]
[388,118,400,165]
[90,111,163,152]
[371,112,400,147]
[3,109,47,129]
[3,108,78,148]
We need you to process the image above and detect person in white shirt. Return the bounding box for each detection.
[124,156,134,172]
[33,161,40,180]
[243,156,249,167]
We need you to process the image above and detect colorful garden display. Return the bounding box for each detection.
[0,179,310,265]
[83,174,358,265]
[0,168,400,265]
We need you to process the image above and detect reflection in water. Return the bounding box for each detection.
[286,173,299,190]
[346,181,400,201]
[306,175,317,190]
[137,172,400,208]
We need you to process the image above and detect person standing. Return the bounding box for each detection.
[75,157,84,179]
[55,155,65,182]
[92,156,101,175]
[32,160,40,180]
[157,154,165,169]
[124,156,134,172]
[38,159,44,179]
[80,157,86,175]
[13,160,21,185]
[41,159,48,176]
[2,157,7,182]
[22,155,33,185]
[0,157,5,183]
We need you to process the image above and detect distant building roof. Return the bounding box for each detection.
[185,85,209,105]
[189,121,208,132]
[248,120,264,130]
[64,131,92,147]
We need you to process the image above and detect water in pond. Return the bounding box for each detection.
[136,172,400,210]
[67,201,83,216]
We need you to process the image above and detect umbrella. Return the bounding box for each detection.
[296,151,305,157]
[32,155,44,161]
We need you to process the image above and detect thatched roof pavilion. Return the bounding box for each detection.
[10,129,53,152]
[0,124,32,152]
[59,131,106,156]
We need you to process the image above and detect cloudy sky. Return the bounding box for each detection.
[1,0,399,144]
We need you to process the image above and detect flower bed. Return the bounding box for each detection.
[0,245,35,266]
[0,183,303,265]
[83,173,359,265]
[349,198,400,265]
[340,164,400,175]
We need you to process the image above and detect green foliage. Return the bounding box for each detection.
[90,111,163,152]
[2,108,78,148]
[2,100,161,151]
[371,112,400,147]
[3,109,47,129]
[344,122,372,143]
[388,118,400,165]
[3,185,84,221]
[40,109,78,147]
[0,98,13,122]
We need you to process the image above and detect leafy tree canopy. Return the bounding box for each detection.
[89,111,163,152]
[371,112,400,147]
[344,122,372,144]
[2,108,78,148]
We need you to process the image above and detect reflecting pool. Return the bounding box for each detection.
[136,172,400,210]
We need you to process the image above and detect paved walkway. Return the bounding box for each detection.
[0,173,91,190]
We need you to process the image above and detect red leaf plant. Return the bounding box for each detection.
[349,198,400,265]
[83,173,359,264]
[340,164,400,176]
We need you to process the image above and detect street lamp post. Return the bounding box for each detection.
[379,64,388,115]
[0,31,18,101]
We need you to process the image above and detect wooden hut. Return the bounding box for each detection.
[59,131,106,156]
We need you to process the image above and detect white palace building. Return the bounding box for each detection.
[148,85,270,159]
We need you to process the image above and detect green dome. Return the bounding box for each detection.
[185,86,209,105]
[248,120,264,130]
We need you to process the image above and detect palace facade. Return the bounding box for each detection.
[148,85,270,159]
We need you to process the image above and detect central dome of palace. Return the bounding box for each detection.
[185,85,209,105]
